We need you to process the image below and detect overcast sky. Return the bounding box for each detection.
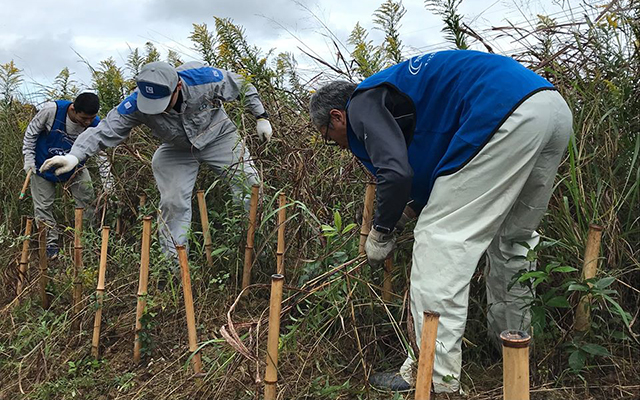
[1,0,590,101]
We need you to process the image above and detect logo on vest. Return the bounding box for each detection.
[49,147,68,156]
[408,53,435,76]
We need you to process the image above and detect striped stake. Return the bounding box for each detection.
[574,224,604,332]
[177,245,204,374]
[264,274,285,400]
[242,185,260,289]
[19,169,32,200]
[358,183,376,255]
[276,192,286,275]
[382,258,394,302]
[415,311,440,400]
[501,330,531,400]
[196,190,214,267]
[133,217,152,363]
[38,224,49,309]
[92,226,110,358]
[16,218,34,298]
[72,208,84,330]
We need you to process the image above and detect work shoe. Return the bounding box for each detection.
[368,371,413,392]
[46,246,59,260]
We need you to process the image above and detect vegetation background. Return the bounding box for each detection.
[0,0,638,399]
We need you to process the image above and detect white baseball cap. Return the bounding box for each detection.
[135,61,179,114]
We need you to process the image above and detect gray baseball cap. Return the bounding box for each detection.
[136,61,179,114]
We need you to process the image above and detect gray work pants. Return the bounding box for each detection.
[152,130,259,260]
[406,90,572,393]
[30,168,96,247]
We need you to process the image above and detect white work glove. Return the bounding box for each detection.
[40,154,79,176]
[23,159,36,173]
[365,228,396,267]
[102,173,115,194]
[256,118,273,143]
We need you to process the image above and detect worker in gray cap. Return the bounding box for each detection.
[41,61,272,262]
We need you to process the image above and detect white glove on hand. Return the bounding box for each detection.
[24,159,36,173]
[40,154,79,176]
[102,173,115,194]
[365,228,396,267]
[256,118,273,143]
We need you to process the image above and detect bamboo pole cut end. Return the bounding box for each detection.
[500,330,531,348]
[271,274,285,281]
[142,216,153,222]
[588,223,604,232]
[423,310,441,319]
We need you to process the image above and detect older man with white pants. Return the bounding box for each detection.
[309,50,572,393]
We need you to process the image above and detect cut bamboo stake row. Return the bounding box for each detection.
[177,245,204,374]
[264,274,285,400]
[38,224,48,309]
[415,311,440,400]
[501,330,531,400]
[242,185,260,289]
[276,192,287,276]
[72,208,84,330]
[358,183,376,255]
[575,223,604,332]
[16,217,34,299]
[92,226,110,358]
[196,190,213,267]
[134,217,152,364]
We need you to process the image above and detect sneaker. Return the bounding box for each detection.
[46,246,59,260]
[368,371,413,392]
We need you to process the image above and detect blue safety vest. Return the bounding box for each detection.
[347,50,555,208]
[34,100,99,182]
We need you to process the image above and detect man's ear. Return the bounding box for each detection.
[329,109,345,124]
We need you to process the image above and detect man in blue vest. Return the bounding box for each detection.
[309,50,572,393]
[22,92,113,259]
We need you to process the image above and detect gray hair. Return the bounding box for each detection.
[309,80,357,128]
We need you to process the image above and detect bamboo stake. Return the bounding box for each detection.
[242,185,260,289]
[139,193,147,210]
[19,169,32,200]
[276,192,286,276]
[196,190,214,267]
[382,258,394,302]
[358,183,376,254]
[501,330,531,400]
[133,217,152,363]
[72,207,84,330]
[92,226,110,358]
[16,218,34,298]
[575,224,604,332]
[177,245,204,374]
[264,274,285,400]
[415,311,440,400]
[38,224,49,309]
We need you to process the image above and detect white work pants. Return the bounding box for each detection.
[409,90,572,392]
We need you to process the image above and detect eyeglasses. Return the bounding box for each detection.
[322,123,339,146]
